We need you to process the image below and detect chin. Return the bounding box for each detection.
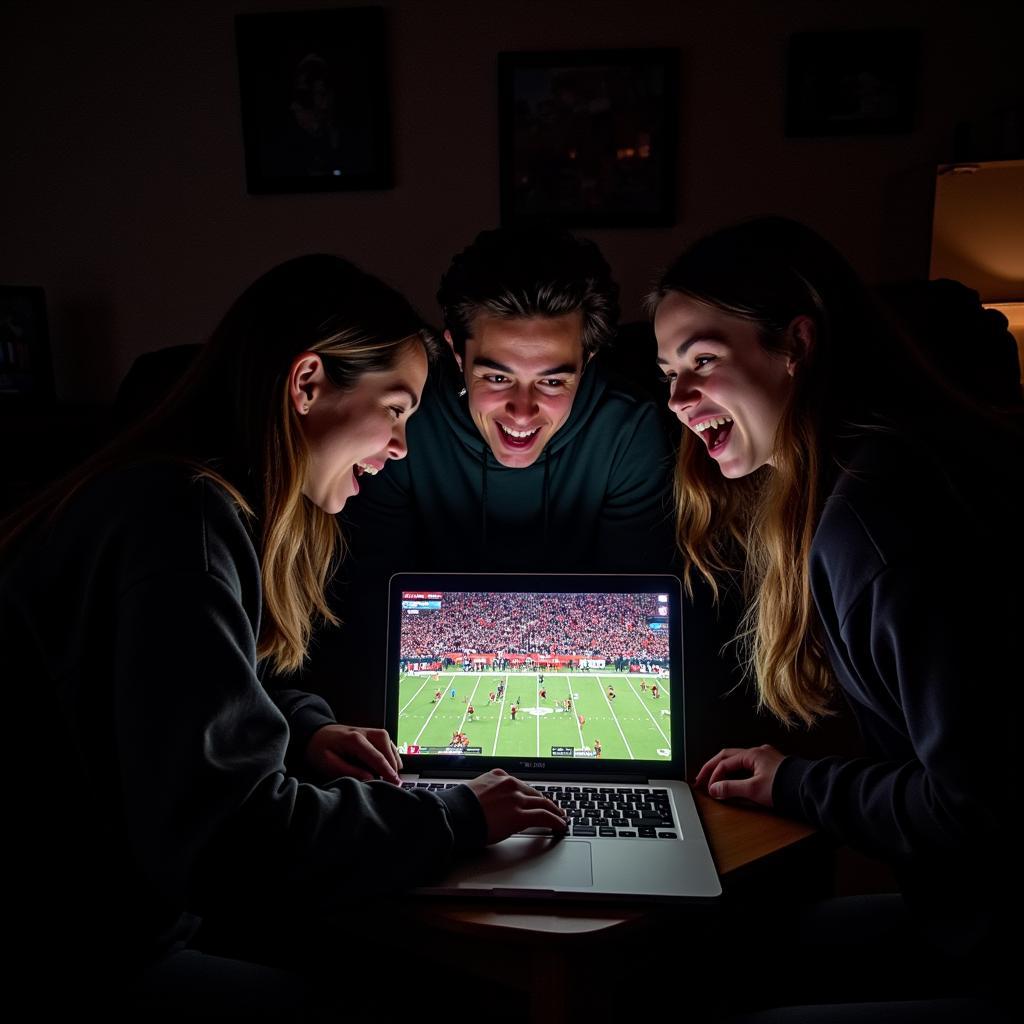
[303,490,348,515]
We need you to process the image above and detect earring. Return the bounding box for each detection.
[458,387,467,398]
[301,404,309,414]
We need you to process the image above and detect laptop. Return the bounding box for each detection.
[385,572,721,902]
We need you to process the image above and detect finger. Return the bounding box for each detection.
[353,735,401,782]
[511,791,565,818]
[707,754,750,789]
[392,742,404,773]
[516,807,569,831]
[709,776,758,801]
[695,749,735,789]
[322,752,374,782]
[524,795,566,818]
[366,729,402,777]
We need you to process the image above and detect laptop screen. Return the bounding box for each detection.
[388,575,681,773]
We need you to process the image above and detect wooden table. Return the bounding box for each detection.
[400,795,819,1022]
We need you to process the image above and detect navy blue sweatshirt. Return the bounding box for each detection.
[772,434,1021,954]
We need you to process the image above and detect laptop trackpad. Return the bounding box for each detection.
[454,837,593,888]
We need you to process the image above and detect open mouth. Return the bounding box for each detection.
[351,461,383,494]
[496,422,541,450]
[692,416,733,455]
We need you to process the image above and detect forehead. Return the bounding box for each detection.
[654,293,718,339]
[468,312,584,370]
[654,293,753,357]
[358,340,428,390]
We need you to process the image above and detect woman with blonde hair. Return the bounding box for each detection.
[1,254,564,1016]
[651,218,1018,1019]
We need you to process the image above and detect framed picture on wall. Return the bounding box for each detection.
[785,30,920,137]
[499,49,678,228]
[235,7,392,193]
[0,286,53,403]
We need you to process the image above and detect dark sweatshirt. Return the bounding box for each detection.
[1,462,484,989]
[772,434,1021,954]
[342,353,675,573]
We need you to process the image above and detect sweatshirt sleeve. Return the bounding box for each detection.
[772,553,1012,866]
[597,402,675,571]
[111,501,482,920]
[262,680,337,772]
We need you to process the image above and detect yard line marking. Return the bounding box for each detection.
[590,674,633,759]
[456,674,483,735]
[625,676,670,745]
[492,675,509,756]
[569,676,586,752]
[399,672,439,716]
[536,672,541,757]
[413,684,449,746]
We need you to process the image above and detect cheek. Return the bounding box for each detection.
[468,389,503,417]
[540,392,573,421]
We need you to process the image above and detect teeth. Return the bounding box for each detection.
[693,416,733,433]
[356,462,379,475]
[499,424,540,439]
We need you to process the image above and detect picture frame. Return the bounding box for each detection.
[499,49,678,228]
[785,30,920,138]
[235,7,392,194]
[0,286,53,403]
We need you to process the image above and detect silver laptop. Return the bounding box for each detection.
[385,573,721,902]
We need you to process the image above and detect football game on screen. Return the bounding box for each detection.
[396,591,672,760]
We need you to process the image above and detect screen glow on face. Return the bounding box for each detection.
[396,592,672,761]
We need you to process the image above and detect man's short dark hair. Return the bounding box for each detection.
[437,226,620,359]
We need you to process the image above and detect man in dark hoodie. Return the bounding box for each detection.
[314,226,676,723]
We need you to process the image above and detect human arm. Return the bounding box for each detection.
[113,482,562,916]
[264,677,403,784]
[769,522,1013,865]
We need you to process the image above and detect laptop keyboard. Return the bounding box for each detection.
[402,782,678,840]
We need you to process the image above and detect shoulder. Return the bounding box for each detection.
[811,429,1021,621]
[555,366,669,463]
[70,460,259,593]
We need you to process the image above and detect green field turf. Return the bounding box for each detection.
[397,672,671,760]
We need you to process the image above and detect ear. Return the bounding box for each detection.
[785,315,816,377]
[443,329,463,373]
[288,352,327,415]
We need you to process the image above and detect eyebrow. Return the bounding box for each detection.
[472,356,578,376]
[388,386,420,410]
[655,329,728,365]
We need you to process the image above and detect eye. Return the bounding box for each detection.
[483,374,511,385]
[538,378,569,389]
[657,370,677,384]
[694,354,716,369]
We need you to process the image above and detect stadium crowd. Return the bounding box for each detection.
[400,592,669,661]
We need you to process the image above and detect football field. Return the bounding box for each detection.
[397,671,671,760]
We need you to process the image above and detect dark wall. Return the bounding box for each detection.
[2,0,1021,403]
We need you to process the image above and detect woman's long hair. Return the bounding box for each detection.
[1,254,438,674]
[651,218,985,726]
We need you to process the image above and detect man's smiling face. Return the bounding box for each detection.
[449,312,586,469]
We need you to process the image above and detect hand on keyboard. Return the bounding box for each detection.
[464,770,568,844]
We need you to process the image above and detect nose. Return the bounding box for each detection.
[667,374,699,417]
[505,383,539,422]
[388,421,408,460]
